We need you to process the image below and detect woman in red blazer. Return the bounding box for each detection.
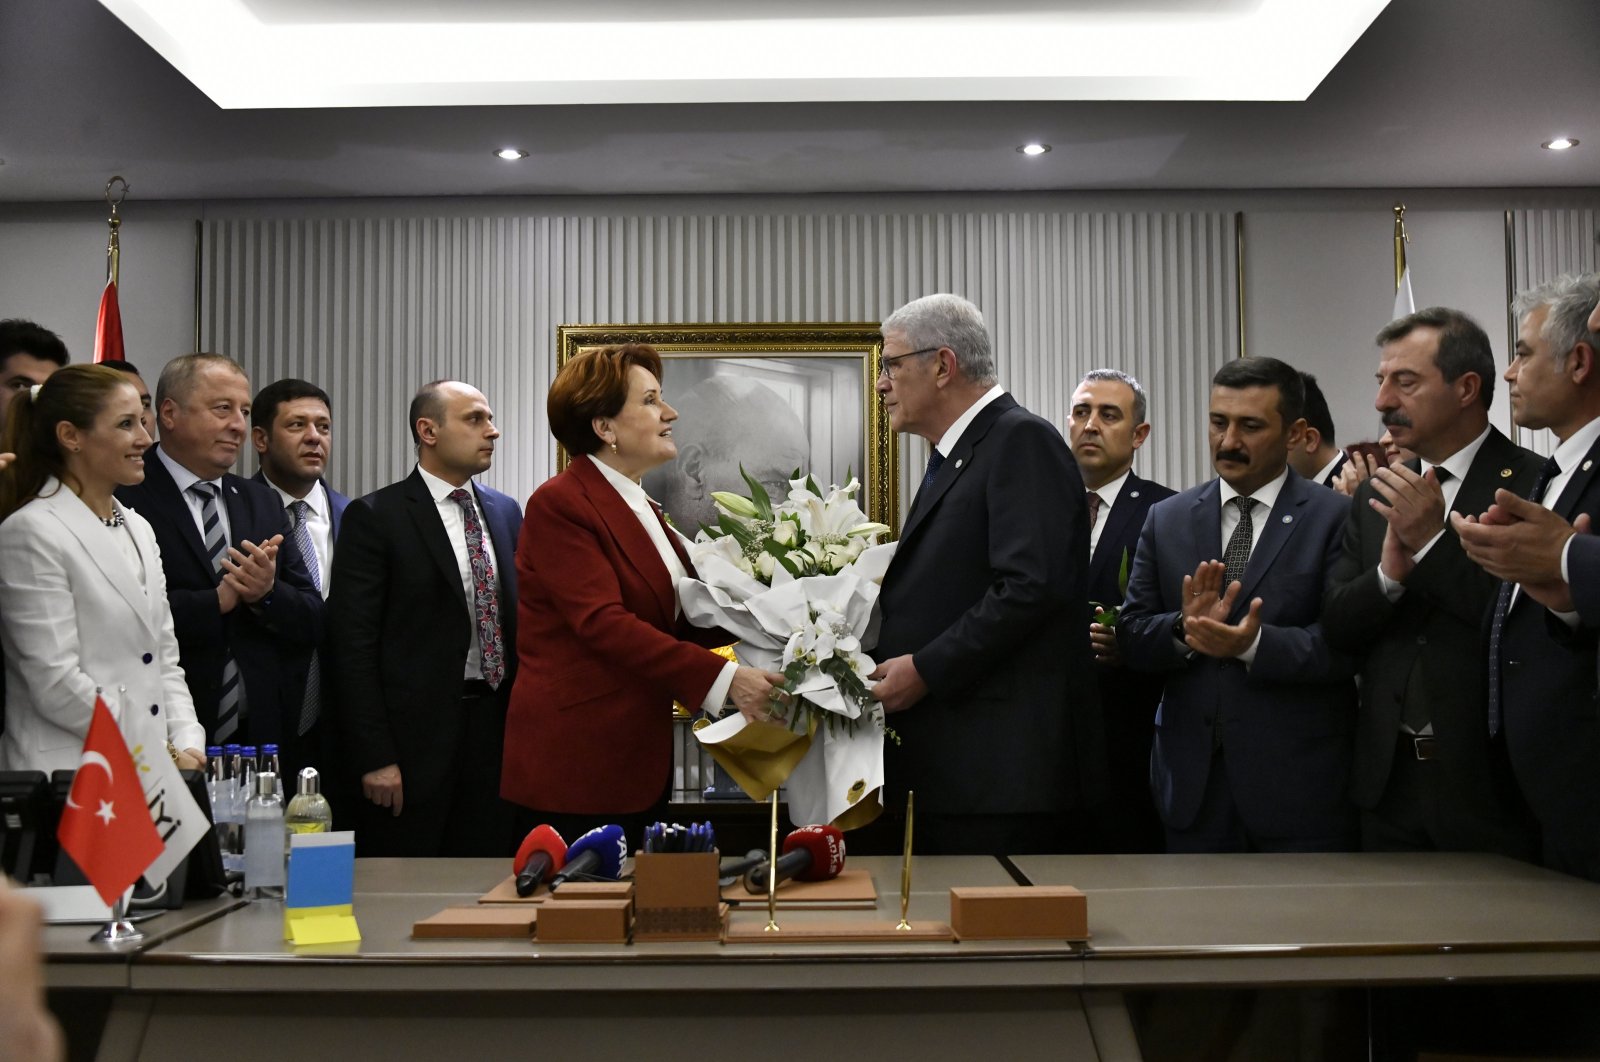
[501,345,786,848]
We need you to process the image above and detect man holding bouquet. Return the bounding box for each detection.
[869,293,1104,855]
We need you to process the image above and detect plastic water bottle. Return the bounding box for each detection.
[285,767,332,835]
[261,744,284,800]
[244,771,286,899]
[220,743,245,873]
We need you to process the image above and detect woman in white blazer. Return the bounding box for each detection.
[0,364,205,774]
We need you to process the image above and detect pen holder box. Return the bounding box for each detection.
[632,850,723,941]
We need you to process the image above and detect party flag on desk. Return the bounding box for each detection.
[56,697,163,905]
[128,727,210,887]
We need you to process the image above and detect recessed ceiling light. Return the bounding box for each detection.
[495,148,530,161]
[1017,143,1051,156]
[1542,138,1579,151]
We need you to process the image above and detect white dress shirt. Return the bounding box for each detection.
[587,456,737,713]
[263,476,333,597]
[1087,468,1132,558]
[934,384,1006,458]
[1518,413,1600,620]
[416,465,501,681]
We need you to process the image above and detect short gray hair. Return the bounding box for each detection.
[1079,368,1148,425]
[1512,272,1600,368]
[156,353,247,410]
[881,294,997,387]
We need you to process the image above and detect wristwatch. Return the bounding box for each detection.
[1170,612,1187,643]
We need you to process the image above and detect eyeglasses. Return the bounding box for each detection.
[877,347,939,381]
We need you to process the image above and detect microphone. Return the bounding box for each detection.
[717,848,768,888]
[512,824,567,897]
[547,824,627,890]
[743,825,846,893]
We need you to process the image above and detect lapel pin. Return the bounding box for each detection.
[1500,468,1513,478]
[1129,490,1141,499]
[1584,460,1594,472]
[1281,515,1293,524]
[954,458,964,469]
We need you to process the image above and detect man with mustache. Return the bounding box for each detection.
[329,380,521,856]
[116,354,324,754]
[1120,356,1356,852]
[1323,308,1542,861]
[251,378,351,785]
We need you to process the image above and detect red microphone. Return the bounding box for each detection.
[744,824,846,892]
[513,825,567,896]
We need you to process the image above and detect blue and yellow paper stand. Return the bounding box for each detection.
[283,831,361,945]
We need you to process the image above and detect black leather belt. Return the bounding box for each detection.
[1400,733,1437,761]
[462,679,495,698]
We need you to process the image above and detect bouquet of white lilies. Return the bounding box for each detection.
[679,470,897,831]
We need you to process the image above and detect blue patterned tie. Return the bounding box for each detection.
[289,500,322,734]
[190,482,247,741]
[1485,454,1561,738]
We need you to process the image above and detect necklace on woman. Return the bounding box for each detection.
[101,505,124,528]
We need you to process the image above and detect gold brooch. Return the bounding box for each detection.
[1500,468,1513,478]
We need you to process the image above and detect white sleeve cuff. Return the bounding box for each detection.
[700,659,740,716]
[1238,628,1264,667]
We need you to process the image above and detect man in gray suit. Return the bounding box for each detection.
[1323,308,1541,859]
[869,293,1103,855]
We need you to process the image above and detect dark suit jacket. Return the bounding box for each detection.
[1322,452,1350,488]
[1321,428,1541,854]
[116,445,324,746]
[1088,472,1176,845]
[501,457,731,815]
[327,469,521,809]
[1119,469,1357,842]
[248,471,351,545]
[1499,428,1600,879]
[1572,535,1600,625]
[876,394,1104,818]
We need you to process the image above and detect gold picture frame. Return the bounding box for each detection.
[556,322,900,535]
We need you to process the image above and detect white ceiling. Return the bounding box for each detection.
[0,0,1596,201]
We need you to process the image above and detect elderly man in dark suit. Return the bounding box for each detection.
[329,380,521,857]
[1452,273,1600,880]
[250,378,351,787]
[1120,357,1356,853]
[1324,308,1542,861]
[115,354,324,761]
[1069,369,1176,853]
[868,293,1103,856]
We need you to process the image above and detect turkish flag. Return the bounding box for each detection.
[93,279,125,364]
[56,697,164,905]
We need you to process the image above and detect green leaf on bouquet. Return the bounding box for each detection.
[738,464,774,520]
[805,472,824,497]
[717,513,755,548]
[1118,547,1131,597]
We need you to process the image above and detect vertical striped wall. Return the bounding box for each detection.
[201,210,1238,509]
[1506,207,1600,455]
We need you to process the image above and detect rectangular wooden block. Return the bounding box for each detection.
[949,886,1088,941]
[536,898,632,943]
[548,881,634,915]
[412,905,538,939]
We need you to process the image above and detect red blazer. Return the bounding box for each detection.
[501,457,730,814]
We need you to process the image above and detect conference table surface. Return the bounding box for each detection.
[39,851,1600,992]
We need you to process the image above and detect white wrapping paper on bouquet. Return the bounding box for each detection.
[681,541,895,830]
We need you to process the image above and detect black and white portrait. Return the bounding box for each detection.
[644,355,865,535]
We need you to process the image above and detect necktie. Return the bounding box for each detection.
[1086,491,1103,531]
[189,482,247,741]
[921,448,946,494]
[1486,455,1561,737]
[289,500,322,735]
[449,488,505,689]
[1222,496,1256,589]
[650,501,694,574]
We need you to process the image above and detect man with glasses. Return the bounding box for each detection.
[869,293,1103,855]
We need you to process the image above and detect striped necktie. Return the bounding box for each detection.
[1485,454,1561,738]
[189,482,247,741]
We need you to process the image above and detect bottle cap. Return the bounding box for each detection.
[256,771,277,797]
[262,744,279,755]
[296,767,321,797]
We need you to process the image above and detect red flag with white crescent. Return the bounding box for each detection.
[56,697,163,904]
[94,279,125,364]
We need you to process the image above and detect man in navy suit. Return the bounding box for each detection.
[1453,273,1600,880]
[1120,357,1357,853]
[329,380,521,857]
[116,354,325,764]
[250,378,351,788]
[1069,369,1175,852]
[869,293,1103,856]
